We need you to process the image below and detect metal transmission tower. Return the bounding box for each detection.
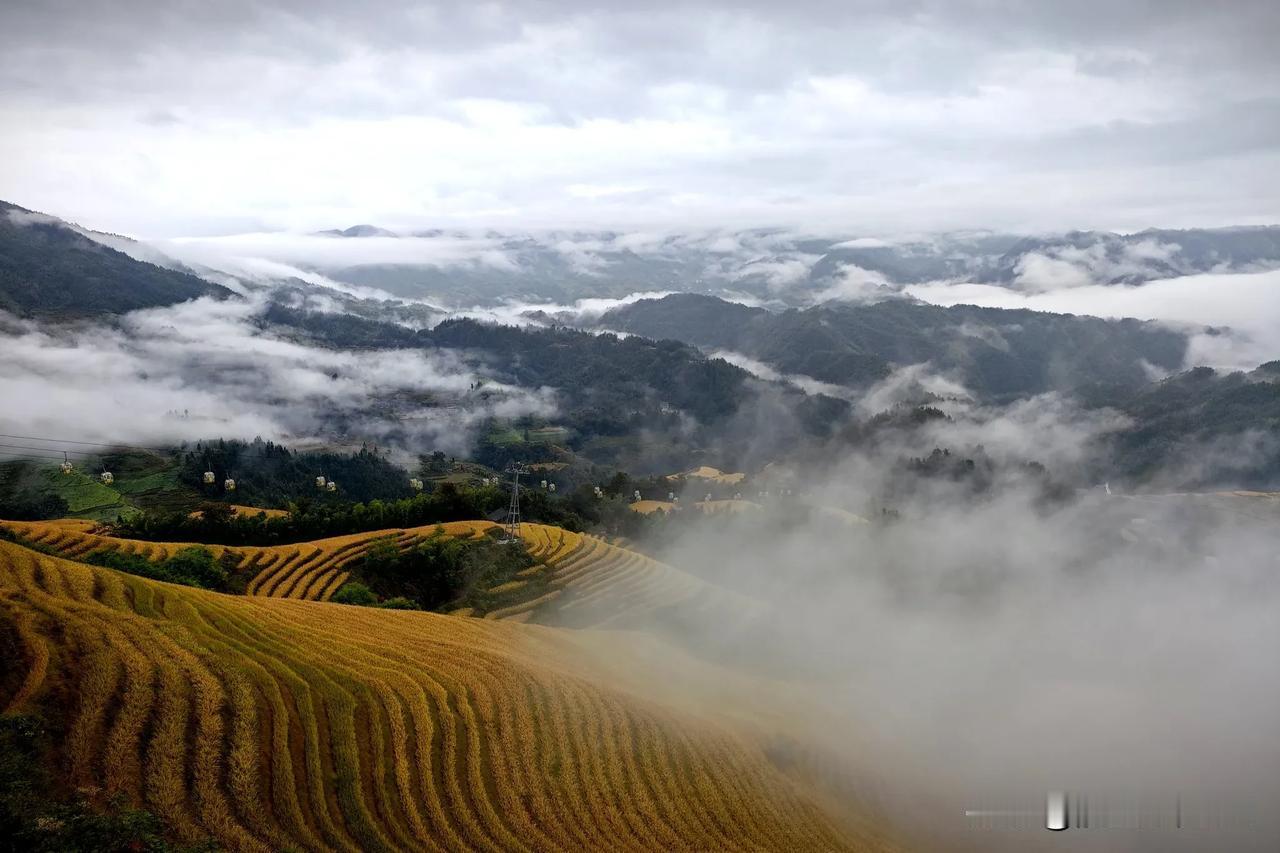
[501,463,529,543]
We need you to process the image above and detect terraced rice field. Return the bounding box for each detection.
[189,504,290,520]
[0,520,752,630]
[628,499,677,514]
[0,519,498,604]
[0,539,900,852]
[1,518,240,563]
[240,521,497,602]
[513,523,760,629]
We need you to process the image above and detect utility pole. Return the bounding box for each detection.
[502,463,529,543]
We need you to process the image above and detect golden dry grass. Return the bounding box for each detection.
[188,504,290,520]
[1,519,240,563]
[240,521,497,601]
[0,519,499,603]
[0,519,756,629]
[0,538,904,852]
[628,498,761,516]
[628,499,677,515]
[511,523,761,630]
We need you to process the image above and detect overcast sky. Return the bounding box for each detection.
[1,0,1278,238]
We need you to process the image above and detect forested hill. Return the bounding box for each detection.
[599,293,1190,399]
[426,317,749,425]
[261,305,845,472]
[1097,362,1280,488]
[262,304,752,426]
[0,200,232,320]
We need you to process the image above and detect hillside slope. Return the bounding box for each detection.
[0,520,758,628]
[0,539,901,851]
[0,200,231,320]
[599,293,1189,397]
[1096,362,1280,488]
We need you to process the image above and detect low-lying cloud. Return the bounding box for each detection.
[0,294,556,456]
[710,349,851,399]
[630,408,1280,851]
[1012,238,1183,292]
[907,269,1280,370]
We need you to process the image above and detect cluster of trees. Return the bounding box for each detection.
[334,530,536,612]
[1095,362,1280,488]
[599,293,1190,398]
[84,546,238,593]
[264,305,832,473]
[265,302,750,431]
[110,471,702,546]
[427,319,747,427]
[266,303,750,429]
[179,438,416,506]
[0,491,68,522]
[0,460,73,521]
[840,404,950,445]
[879,446,1073,507]
[112,482,592,546]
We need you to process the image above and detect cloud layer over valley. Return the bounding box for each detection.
[644,475,1280,851]
[0,295,556,455]
[907,269,1280,371]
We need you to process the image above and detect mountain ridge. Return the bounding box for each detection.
[598,293,1190,399]
[0,200,233,320]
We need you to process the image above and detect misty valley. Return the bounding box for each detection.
[2,196,1278,853]
[3,4,1280,851]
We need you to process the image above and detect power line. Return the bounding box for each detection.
[0,449,390,476]
[0,446,281,465]
[0,432,384,464]
[0,452,86,463]
[501,463,529,543]
[0,442,99,456]
[0,431,374,455]
[0,432,176,451]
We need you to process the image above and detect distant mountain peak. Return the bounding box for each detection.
[313,224,399,238]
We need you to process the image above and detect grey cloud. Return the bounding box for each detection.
[1,1,1277,235]
[7,3,1277,96]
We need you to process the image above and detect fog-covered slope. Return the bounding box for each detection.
[599,293,1190,398]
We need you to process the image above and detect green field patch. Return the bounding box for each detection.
[525,426,570,444]
[425,471,484,485]
[111,468,177,495]
[38,468,126,514]
[486,427,525,446]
